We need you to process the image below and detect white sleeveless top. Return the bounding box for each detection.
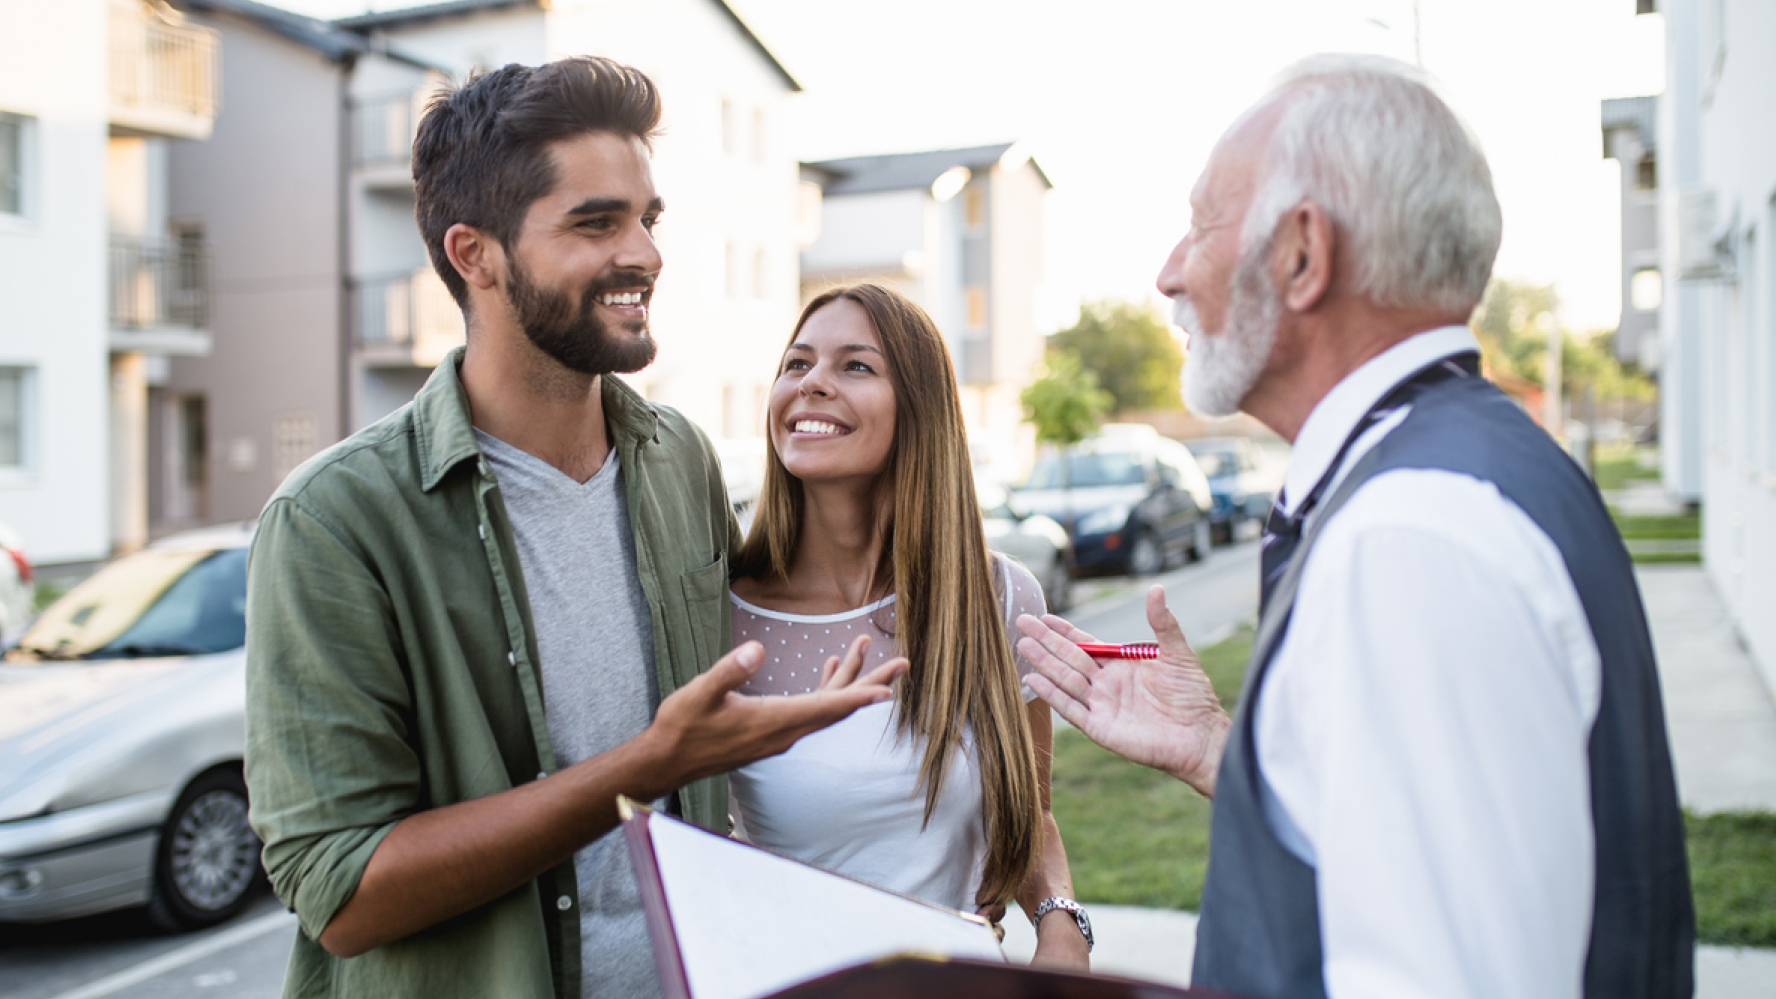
[726,556,1045,912]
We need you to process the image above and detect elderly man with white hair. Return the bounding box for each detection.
[1016,55,1694,999]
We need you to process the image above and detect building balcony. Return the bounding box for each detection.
[108,1,220,140]
[352,91,422,190]
[108,236,211,355]
[354,267,463,368]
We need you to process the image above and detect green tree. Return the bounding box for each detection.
[1049,300,1184,413]
[1469,278,1653,403]
[1020,351,1112,447]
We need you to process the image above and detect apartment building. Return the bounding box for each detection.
[1658,0,1776,687]
[0,0,218,564]
[151,0,805,527]
[162,0,435,529]
[800,143,1051,471]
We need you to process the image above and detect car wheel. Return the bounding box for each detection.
[1046,555,1073,613]
[1128,531,1163,578]
[146,768,262,931]
[1190,519,1213,562]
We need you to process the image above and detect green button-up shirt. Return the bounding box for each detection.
[245,349,737,999]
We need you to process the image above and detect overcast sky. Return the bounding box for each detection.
[279,0,1665,333]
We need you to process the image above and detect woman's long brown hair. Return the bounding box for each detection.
[733,284,1042,906]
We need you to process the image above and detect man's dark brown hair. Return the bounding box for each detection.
[412,56,663,308]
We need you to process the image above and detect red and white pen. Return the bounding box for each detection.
[1076,642,1161,660]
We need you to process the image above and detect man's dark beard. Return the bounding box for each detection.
[505,258,657,376]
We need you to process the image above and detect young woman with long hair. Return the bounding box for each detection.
[728,284,1090,970]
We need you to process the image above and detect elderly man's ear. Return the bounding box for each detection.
[1275,202,1335,313]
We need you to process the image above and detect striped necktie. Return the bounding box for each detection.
[1258,351,1481,616]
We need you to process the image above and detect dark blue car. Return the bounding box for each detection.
[1184,437,1278,544]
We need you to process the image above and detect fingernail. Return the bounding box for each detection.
[738,643,762,668]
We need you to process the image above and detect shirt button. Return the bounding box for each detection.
[557,895,573,911]
[537,771,547,781]
[508,651,517,666]
[478,460,490,477]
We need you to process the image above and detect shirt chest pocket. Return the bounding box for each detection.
[678,552,729,674]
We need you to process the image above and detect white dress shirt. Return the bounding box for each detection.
[1255,326,1603,999]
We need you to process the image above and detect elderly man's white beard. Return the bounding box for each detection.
[1172,246,1281,417]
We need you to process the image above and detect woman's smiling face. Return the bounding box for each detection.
[769,297,898,486]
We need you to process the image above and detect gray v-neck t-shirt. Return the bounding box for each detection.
[477,430,661,999]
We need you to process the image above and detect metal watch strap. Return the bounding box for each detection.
[1031,896,1093,952]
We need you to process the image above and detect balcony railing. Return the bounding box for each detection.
[353,92,419,169]
[110,236,209,331]
[109,3,220,139]
[354,268,463,363]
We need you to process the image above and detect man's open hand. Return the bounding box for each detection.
[644,634,906,790]
[1017,585,1229,798]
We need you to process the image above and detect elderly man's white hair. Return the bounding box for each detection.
[1239,54,1502,315]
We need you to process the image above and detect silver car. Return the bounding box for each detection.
[979,481,1075,613]
[0,524,259,930]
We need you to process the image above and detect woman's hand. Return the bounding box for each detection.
[815,633,908,693]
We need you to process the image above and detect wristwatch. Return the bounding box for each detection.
[1031,896,1094,952]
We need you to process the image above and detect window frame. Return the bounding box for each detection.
[0,110,38,227]
[0,365,40,477]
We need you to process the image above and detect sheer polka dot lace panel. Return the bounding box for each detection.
[729,555,1046,700]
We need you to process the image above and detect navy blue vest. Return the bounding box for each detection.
[1191,372,1695,999]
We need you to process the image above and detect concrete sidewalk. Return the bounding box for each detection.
[1007,560,1776,997]
[1641,565,1776,813]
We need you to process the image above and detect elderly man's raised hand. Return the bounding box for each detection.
[1016,585,1230,799]
[644,634,906,790]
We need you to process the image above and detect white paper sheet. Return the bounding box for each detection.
[646,814,1006,999]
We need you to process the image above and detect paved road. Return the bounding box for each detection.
[0,542,1262,999]
[1066,537,1260,650]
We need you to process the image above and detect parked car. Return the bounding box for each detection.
[1013,428,1214,577]
[1184,436,1280,543]
[0,520,34,641]
[978,481,1074,612]
[0,524,258,930]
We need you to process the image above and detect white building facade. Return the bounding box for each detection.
[0,0,218,565]
[1660,0,1776,688]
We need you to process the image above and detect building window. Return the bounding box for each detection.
[752,247,769,299]
[963,186,985,228]
[0,367,34,469]
[1631,268,1663,311]
[273,412,317,481]
[751,108,766,163]
[1636,152,1657,192]
[721,99,739,156]
[725,241,744,299]
[965,286,988,329]
[0,112,30,217]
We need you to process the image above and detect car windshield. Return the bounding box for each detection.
[9,547,248,661]
[1191,451,1238,478]
[1024,451,1148,490]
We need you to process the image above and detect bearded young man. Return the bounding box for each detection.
[244,58,904,999]
[1016,55,1694,999]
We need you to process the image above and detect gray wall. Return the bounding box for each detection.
[166,11,345,525]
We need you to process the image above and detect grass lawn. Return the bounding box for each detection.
[32,581,66,612]
[1611,510,1702,566]
[1594,447,1660,493]
[1050,628,1250,911]
[1686,811,1776,947]
[1052,629,1776,946]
